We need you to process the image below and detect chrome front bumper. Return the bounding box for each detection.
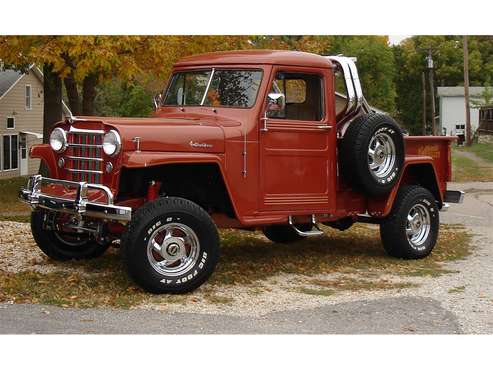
[19,175,131,222]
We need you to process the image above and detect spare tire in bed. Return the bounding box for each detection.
[340,113,405,196]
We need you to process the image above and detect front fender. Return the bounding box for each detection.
[30,144,58,178]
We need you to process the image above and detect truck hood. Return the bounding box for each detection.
[100,117,225,153]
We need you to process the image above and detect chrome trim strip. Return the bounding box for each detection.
[69,126,105,135]
[66,168,104,174]
[66,155,104,162]
[68,143,103,148]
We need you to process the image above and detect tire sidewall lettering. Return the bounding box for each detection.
[158,250,209,285]
[140,214,209,285]
[371,123,403,186]
[406,197,437,252]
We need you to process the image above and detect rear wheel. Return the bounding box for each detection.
[380,186,439,259]
[262,224,312,244]
[31,210,109,261]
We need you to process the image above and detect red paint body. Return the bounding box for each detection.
[31,51,456,230]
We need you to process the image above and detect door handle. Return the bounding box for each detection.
[317,125,333,130]
[260,117,269,132]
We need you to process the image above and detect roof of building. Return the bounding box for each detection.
[0,64,72,116]
[175,50,333,69]
[0,69,24,98]
[437,86,492,97]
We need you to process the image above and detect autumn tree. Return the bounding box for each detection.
[0,36,252,129]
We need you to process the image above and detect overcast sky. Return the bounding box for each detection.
[388,35,411,45]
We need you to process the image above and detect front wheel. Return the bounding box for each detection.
[121,197,219,294]
[31,210,110,261]
[380,185,439,259]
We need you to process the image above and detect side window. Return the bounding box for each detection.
[269,72,323,121]
[25,85,32,110]
[6,117,15,129]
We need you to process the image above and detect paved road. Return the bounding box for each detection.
[0,296,459,334]
[0,181,491,334]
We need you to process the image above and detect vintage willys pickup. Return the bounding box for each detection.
[20,50,463,293]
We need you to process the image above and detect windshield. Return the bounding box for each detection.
[163,69,262,108]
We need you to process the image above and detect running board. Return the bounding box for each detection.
[288,215,325,237]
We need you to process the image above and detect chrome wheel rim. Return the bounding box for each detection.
[406,204,431,249]
[147,223,200,276]
[368,132,396,180]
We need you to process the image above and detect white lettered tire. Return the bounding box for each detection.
[380,186,439,259]
[121,197,219,294]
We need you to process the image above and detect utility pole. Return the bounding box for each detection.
[463,35,472,146]
[422,71,427,135]
[426,48,437,135]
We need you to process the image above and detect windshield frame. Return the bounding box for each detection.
[161,68,264,109]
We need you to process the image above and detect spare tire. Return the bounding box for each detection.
[341,113,405,196]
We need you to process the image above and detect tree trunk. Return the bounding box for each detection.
[64,73,81,115]
[40,63,62,176]
[82,74,97,115]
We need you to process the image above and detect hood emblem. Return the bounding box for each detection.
[190,141,213,149]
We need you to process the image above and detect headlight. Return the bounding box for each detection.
[49,128,67,153]
[103,130,121,156]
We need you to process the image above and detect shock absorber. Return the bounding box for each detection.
[146,180,162,202]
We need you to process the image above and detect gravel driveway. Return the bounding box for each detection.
[0,181,492,334]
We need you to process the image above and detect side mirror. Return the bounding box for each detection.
[153,93,162,111]
[266,92,285,114]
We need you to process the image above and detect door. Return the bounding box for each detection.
[259,67,336,214]
[19,134,28,176]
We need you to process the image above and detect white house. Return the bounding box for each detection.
[0,64,71,179]
[437,86,491,138]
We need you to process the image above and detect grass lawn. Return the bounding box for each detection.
[452,155,493,182]
[456,143,493,163]
[0,176,30,222]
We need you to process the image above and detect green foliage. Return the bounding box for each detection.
[471,80,493,108]
[2,35,493,129]
[94,80,153,117]
[394,36,493,134]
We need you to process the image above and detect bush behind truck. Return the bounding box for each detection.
[20,50,464,293]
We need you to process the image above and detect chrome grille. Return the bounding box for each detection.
[66,128,104,184]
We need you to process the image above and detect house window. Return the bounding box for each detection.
[2,135,18,171]
[25,85,32,110]
[6,116,15,129]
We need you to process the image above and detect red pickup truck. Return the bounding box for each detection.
[20,50,463,293]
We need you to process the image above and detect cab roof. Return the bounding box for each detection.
[174,50,333,69]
